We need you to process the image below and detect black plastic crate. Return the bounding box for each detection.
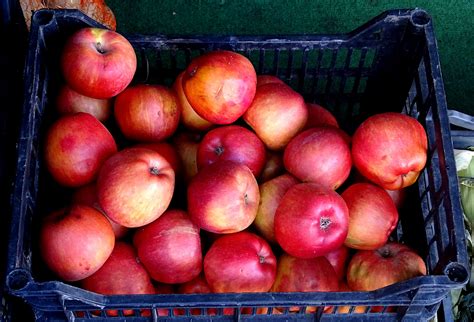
[439,116,474,322]
[4,8,470,321]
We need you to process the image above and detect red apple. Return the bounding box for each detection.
[61,27,136,99]
[271,253,340,315]
[257,75,285,87]
[155,282,175,294]
[72,183,99,207]
[347,242,427,291]
[330,282,368,314]
[259,151,284,182]
[271,253,339,292]
[81,242,155,295]
[187,160,259,234]
[172,132,203,183]
[324,245,350,281]
[114,84,180,142]
[176,278,239,317]
[385,188,407,210]
[341,183,399,250]
[97,147,175,228]
[197,125,266,177]
[72,183,129,239]
[204,231,276,293]
[134,142,183,179]
[44,112,117,187]
[350,168,407,211]
[81,242,154,317]
[304,103,339,129]
[243,83,308,151]
[351,168,406,210]
[40,205,115,281]
[153,283,176,317]
[177,274,212,294]
[274,183,349,258]
[56,84,112,122]
[176,275,216,316]
[134,209,202,284]
[253,173,299,243]
[351,112,428,190]
[283,127,352,190]
[173,71,213,131]
[182,50,257,124]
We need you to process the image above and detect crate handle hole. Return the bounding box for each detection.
[444,262,469,284]
[6,269,32,291]
[32,10,55,27]
[410,10,430,27]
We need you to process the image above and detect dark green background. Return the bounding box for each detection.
[107,0,473,114]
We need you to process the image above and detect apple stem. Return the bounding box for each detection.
[244,193,249,205]
[215,146,224,156]
[150,167,160,175]
[259,255,266,264]
[320,217,331,230]
[379,249,392,258]
[96,42,106,54]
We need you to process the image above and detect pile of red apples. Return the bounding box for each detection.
[40,27,429,314]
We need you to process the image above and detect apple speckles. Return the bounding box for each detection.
[59,135,76,153]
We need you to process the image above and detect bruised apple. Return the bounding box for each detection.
[134,209,202,284]
[197,125,266,177]
[187,160,259,234]
[182,50,257,124]
[44,112,117,187]
[351,112,428,190]
[97,148,175,228]
[40,205,115,281]
[204,231,276,293]
[274,183,349,258]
